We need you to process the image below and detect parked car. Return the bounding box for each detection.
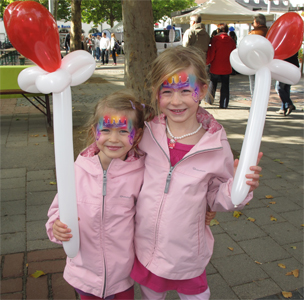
[154,26,183,55]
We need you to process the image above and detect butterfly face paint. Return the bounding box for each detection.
[160,71,200,103]
[96,115,136,145]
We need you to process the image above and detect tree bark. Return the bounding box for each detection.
[70,0,82,52]
[122,0,157,104]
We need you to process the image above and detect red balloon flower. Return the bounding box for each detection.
[4,1,61,72]
[267,12,304,60]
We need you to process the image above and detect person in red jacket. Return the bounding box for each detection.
[206,23,236,108]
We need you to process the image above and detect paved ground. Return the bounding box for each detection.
[1,55,303,299]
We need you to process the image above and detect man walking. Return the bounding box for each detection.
[99,32,111,65]
[182,14,210,63]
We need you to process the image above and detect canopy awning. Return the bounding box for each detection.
[172,0,275,24]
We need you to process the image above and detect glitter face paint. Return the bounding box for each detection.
[96,115,136,145]
[160,71,200,102]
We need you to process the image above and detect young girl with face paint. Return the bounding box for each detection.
[46,90,154,300]
[131,46,263,299]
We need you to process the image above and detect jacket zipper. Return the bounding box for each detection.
[145,121,223,265]
[145,121,223,193]
[99,158,112,299]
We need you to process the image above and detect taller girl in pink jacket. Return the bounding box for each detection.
[131,46,263,300]
[46,90,153,300]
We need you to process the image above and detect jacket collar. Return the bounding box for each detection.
[146,107,226,154]
[75,143,144,176]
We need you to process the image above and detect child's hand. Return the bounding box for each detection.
[205,210,216,225]
[53,219,72,241]
[234,152,263,193]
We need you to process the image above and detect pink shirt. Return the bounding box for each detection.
[130,139,208,294]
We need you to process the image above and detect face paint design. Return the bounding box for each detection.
[160,71,200,103]
[96,115,136,145]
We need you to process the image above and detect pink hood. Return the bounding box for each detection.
[134,107,252,280]
[46,143,145,298]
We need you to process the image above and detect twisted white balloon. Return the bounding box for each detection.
[230,35,300,206]
[18,50,96,258]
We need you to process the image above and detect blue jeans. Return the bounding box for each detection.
[275,81,292,108]
[101,49,109,64]
[210,73,230,108]
[96,47,100,60]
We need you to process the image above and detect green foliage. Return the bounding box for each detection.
[81,0,122,27]
[151,0,195,23]
[0,0,71,21]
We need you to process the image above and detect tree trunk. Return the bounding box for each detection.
[122,0,157,104]
[70,0,82,52]
[53,0,58,21]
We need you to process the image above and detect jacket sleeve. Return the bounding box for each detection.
[206,141,253,211]
[45,194,63,245]
[206,41,215,65]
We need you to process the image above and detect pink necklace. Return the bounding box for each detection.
[166,119,202,149]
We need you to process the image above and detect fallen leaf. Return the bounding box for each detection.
[247,217,255,222]
[270,215,277,221]
[210,219,219,226]
[43,134,46,137]
[269,201,276,204]
[274,159,281,162]
[259,174,263,177]
[293,269,299,277]
[16,118,20,121]
[233,211,242,218]
[278,263,286,269]
[282,291,292,298]
[34,134,39,137]
[301,224,304,227]
[280,161,284,164]
[290,246,297,250]
[265,195,274,199]
[34,143,39,146]
[255,261,262,265]
[276,175,282,178]
[30,270,46,278]
[26,263,28,267]
[49,181,57,185]
[228,247,234,251]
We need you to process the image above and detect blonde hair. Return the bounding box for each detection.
[149,46,209,114]
[111,33,116,38]
[84,89,155,151]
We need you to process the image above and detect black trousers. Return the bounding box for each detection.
[210,73,230,108]
[101,49,109,64]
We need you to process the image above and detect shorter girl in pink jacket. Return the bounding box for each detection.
[46,90,153,300]
[131,46,263,300]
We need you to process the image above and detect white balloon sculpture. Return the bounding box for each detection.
[18,51,96,257]
[229,35,301,207]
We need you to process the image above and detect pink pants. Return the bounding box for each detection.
[80,287,134,300]
[140,285,210,300]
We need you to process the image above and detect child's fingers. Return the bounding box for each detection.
[54,231,73,241]
[256,152,263,165]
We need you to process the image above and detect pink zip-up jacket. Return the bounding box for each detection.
[134,107,252,280]
[46,143,145,298]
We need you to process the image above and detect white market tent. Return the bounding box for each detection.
[172,0,275,24]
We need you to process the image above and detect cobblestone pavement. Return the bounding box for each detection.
[1,55,303,299]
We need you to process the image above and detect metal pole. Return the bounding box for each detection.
[267,0,271,14]
[48,0,54,15]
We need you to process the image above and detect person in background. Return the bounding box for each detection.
[100,32,111,65]
[95,35,101,62]
[81,34,88,52]
[183,14,210,63]
[248,14,268,97]
[110,33,118,66]
[206,23,236,108]
[275,52,299,116]
[88,34,97,59]
[64,31,70,55]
